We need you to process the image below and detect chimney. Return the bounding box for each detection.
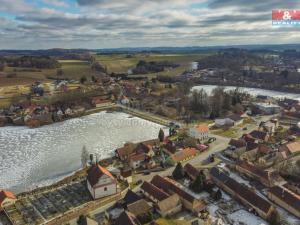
[281,188,285,198]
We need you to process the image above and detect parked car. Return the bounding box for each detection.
[135,180,143,185]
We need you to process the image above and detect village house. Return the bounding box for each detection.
[120,169,133,184]
[141,181,170,203]
[129,153,147,169]
[210,167,275,220]
[0,190,16,212]
[114,211,141,225]
[115,142,136,161]
[227,114,244,125]
[87,164,117,199]
[79,216,99,225]
[235,161,284,187]
[284,182,300,195]
[127,199,153,219]
[214,117,235,128]
[156,194,182,217]
[248,130,270,143]
[120,96,130,105]
[278,98,299,110]
[188,124,209,141]
[279,141,300,157]
[115,140,158,162]
[135,143,155,158]
[228,139,247,151]
[150,175,206,216]
[268,185,300,218]
[121,190,142,208]
[91,96,112,107]
[224,139,248,159]
[254,102,281,115]
[170,147,199,163]
[258,120,278,135]
[184,163,200,181]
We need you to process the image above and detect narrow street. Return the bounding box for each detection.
[134,133,230,185]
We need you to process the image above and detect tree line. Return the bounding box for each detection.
[1,56,60,69]
[188,87,249,119]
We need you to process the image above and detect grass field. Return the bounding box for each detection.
[96,53,209,77]
[0,53,210,108]
[152,218,190,225]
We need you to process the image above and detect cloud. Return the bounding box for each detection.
[42,0,69,7]
[0,0,299,49]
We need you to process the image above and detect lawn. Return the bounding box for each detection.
[2,60,96,84]
[153,218,190,225]
[212,127,240,138]
[96,53,209,77]
[57,60,97,80]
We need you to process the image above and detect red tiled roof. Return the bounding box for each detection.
[194,124,209,133]
[151,175,195,203]
[236,161,269,181]
[141,181,169,201]
[134,143,151,155]
[130,153,146,162]
[171,148,198,162]
[249,130,268,140]
[0,190,15,206]
[229,139,246,148]
[184,163,199,180]
[258,145,272,154]
[87,164,115,187]
[210,168,272,214]
[246,142,259,151]
[116,143,136,159]
[269,186,300,213]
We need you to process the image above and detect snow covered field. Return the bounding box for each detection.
[0,111,165,193]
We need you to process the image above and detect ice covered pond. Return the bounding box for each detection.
[0,111,164,193]
[192,85,300,100]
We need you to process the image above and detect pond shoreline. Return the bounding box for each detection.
[192,84,300,100]
[195,80,300,95]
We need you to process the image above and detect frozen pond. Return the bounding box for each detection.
[192,85,300,100]
[0,111,164,193]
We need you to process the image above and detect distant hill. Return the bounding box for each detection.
[1,44,300,56]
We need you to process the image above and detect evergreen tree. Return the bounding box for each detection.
[158,128,165,142]
[190,172,206,193]
[214,189,222,201]
[81,146,89,168]
[172,162,184,180]
[267,209,281,225]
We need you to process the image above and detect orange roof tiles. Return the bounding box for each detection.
[284,141,300,155]
[0,190,15,206]
[195,124,209,133]
[171,148,198,162]
[87,164,115,187]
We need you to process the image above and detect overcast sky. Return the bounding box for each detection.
[0,0,300,49]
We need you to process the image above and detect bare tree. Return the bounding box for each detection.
[81,145,89,168]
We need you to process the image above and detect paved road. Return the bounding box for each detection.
[133,114,278,185]
[134,133,230,185]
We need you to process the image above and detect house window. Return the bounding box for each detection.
[104,187,107,191]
